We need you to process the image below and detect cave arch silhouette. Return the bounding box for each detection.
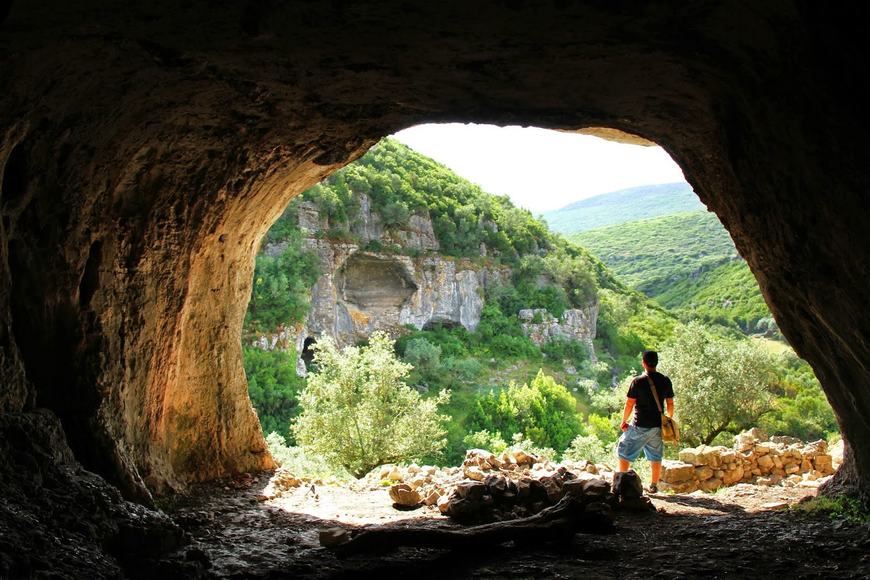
[1,0,868,514]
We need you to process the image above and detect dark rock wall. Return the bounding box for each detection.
[1,0,869,515]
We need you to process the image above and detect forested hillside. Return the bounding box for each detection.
[571,210,777,337]
[244,138,675,463]
[244,138,835,476]
[542,182,701,233]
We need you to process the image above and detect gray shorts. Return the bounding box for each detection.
[617,425,664,462]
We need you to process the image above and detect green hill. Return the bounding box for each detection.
[542,182,702,234]
[571,211,737,295]
[572,211,777,337]
[245,138,833,473]
[245,138,677,460]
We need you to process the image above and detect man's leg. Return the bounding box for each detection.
[619,458,631,472]
[644,429,664,491]
[651,460,662,484]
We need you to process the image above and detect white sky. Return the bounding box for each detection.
[392,123,686,213]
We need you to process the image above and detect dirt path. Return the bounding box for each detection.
[167,476,870,578]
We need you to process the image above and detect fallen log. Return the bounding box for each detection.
[327,494,615,556]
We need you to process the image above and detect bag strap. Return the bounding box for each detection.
[646,374,664,414]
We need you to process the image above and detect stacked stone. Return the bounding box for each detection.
[659,429,836,493]
[378,449,612,522]
[441,449,623,523]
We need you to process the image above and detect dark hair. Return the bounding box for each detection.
[642,350,658,368]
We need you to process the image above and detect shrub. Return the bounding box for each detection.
[467,370,584,452]
[463,429,508,454]
[563,433,613,465]
[402,337,442,380]
[292,332,450,477]
[244,346,306,442]
[265,432,351,481]
[245,230,320,335]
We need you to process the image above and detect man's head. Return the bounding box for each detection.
[642,350,658,371]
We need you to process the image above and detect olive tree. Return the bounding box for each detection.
[659,322,777,446]
[292,332,449,477]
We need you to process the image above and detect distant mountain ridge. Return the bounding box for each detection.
[571,210,778,337]
[543,182,701,233]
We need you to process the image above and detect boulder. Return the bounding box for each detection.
[659,480,699,494]
[700,478,723,492]
[464,466,486,481]
[456,481,488,500]
[389,483,422,507]
[582,478,613,499]
[830,439,844,469]
[757,454,775,472]
[812,454,834,475]
[678,447,702,465]
[319,527,350,548]
[662,460,696,483]
[612,470,644,499]
[694,466,714,481]
[423,489,442,506]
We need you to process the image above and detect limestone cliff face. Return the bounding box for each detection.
[518,306,599,359]
[287,196,507,355]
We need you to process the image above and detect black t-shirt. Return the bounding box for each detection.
[626,371,674,428]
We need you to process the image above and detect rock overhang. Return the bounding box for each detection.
[0,7,868,574]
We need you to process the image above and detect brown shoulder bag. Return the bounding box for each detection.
[647,375,679,443]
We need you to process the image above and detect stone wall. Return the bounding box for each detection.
[660,429,841,494]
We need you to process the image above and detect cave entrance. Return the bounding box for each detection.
[301,337,316,369]
[240,123,837,528]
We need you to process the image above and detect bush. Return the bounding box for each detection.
[463,430,508,454]
[467,370,584,453]
[244,346,305,442]
[541,338,590,365]
[292,332,450,477]
[245,229,320,335]
[265,432,351,481]
[441,357,483,382]
[792,495,870,523]
[402,337,442,381]
[563,433,613,465]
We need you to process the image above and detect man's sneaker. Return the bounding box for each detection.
[647,483,658,494]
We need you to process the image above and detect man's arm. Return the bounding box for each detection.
[621,398,636,431]
[665,398,674,418]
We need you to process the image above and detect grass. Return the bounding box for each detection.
[792,495,870,524]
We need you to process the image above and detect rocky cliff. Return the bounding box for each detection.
[264,196,512,369]
[518,307,599,359]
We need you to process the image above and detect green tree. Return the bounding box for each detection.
[659,322,777,445]
[468,370,584,452]
[245,228,320,335]
[292,332,450,477]
[244,346,305,442]
[402,337,442,383]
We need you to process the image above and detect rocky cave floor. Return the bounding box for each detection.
[163,474,870,579]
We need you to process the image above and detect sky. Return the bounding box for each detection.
[392,123,687,213]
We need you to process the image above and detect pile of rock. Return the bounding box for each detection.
[375,449,623,523]
[660,429,838,493]
[260,467,303,499]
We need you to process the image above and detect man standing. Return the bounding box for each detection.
[617,350,675,493]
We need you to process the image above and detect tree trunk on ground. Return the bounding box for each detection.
[330,495,615,556]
